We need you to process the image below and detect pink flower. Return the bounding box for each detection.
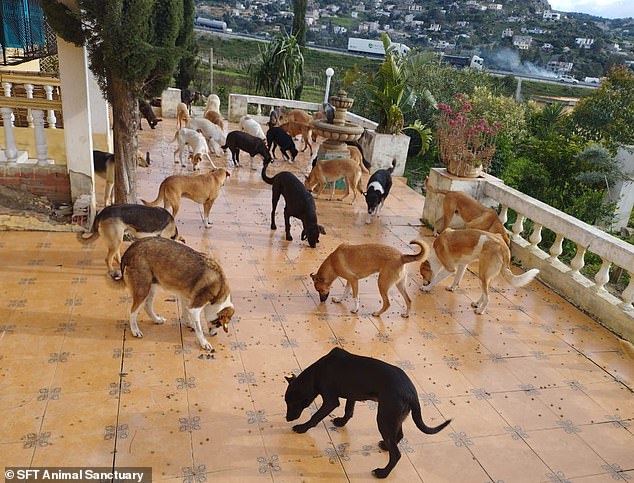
[461,103,473,112]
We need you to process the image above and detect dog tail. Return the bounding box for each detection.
[141,183,165,207]
[411,399,452,435]
[387,160,396,174]
[78,211,102,242]
[502,267,540,288]
[401,239,430,265]
[261,161,274,185]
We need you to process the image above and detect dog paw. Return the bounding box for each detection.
[332,417,348,427]
[153,316,166,325]
[332,297,342,304]
[204,223,213,229]
[372,467,390,479]
[351,308,360,314]
[419,286,432,293]
[131,328,143,338]
[292,423,310,434]
[270,224,277,230]
[400,312,409,318]
[209,328,218,336]
[470,301,479,308]
[201,341,215,352]
[285,235,293,241]
[446,285,457,292]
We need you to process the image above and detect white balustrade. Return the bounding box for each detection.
[24,83,34,127]
[570,244,586,273]
[1,107,18,163]
[2,82,15,125]
[31,110,49,165]
[529,223,542,247]
[43,85,57,128]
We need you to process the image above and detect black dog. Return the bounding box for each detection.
[222,130,272,168]
[261,161,325,248]
[181,88,201,114]
[364,160,395,224]
[266,126,298,163]
[138,99,162,130]
[285,347,451,478]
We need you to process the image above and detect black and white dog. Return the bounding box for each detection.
[266,126,298,163]
[364,160,395,224]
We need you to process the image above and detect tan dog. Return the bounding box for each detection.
[419,228,539,314]
[425,178,510,246]
[304,157,364,203]
[142,168,230,227]
[176,102,190,129]
[94,150,150,207]
[280,121,313,155]
[204,109,225,132]
[80,204,181,280]
[347,145,370,174]
[121,237,234,352]
[311,240,429,317]
[206,93,221,113]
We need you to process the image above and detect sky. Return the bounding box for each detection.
[549,0,634,19]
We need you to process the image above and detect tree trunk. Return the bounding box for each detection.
[110,78,139,203]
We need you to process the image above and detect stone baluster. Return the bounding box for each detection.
[2,82,14,125]
[499,205,508,225]
[32,110,49,166]
[549,233,564,260]
[24,83,34,127]
[621,275,634,308]
[529,223,542,247]
[43,85,57,128]
[570,243,586,274]
[0,108,18,163]
[594,258,611,291]
[512,213,525,240]
[256,104,262,116]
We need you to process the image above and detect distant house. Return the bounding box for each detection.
[527,27,547,34]
[543,11,561,21]
[405,14,414,22]
[351,11,359,19]
[575,38,595,49]
[456,21,469,27]
[488,4,503,10]
[428,23,441,32]
[354,3,366,12]
[502,28,513,38]
[547,60,573,74]
[513,35,532,50]
[333,25,347,34]
[358,21,380,33]
[542,43,554,50]
[408,4,423,12]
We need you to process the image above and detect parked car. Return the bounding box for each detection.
[559,75,579,84]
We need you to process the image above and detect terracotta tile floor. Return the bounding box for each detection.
[1,117,633,482]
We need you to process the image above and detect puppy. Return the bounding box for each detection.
[186,117,226,156]
[266,126,298,163]
[304,157,364,204]
[172,127,217,170]
[121,237,234,352]
[206,93,221,113]
[93,150,150,206]
[222,130,272,168]
[138,99,162,130]
[142,168,230,227]
[285,347,451,479]
[262,161,325,248]
[204,109,225,132]
[176,102,190,129]
[239,115,266,140]
[311,239,429,317]
[419,228,540,314]
[364,160,395,224]
[80,204,181,280]
[425,178,510,246]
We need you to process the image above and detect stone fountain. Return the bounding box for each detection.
[311,90,364,161]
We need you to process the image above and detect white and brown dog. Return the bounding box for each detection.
[239,115,266,140]
[172,127,218,170]
[304,157,364,204]
[186,117,226,156]
[419,228,539,314]
[121,237,234,352]
[142,168,230,227]
[311,240,429,317]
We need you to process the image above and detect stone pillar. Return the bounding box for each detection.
[56,35,95,211]
[32,110,49,166]
[609,145,634,232]
[161,87,181,119]
[0,108,18,163]
[88,70,113,152]
[228,94,248,122]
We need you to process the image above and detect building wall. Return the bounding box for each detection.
[0,164,71,205]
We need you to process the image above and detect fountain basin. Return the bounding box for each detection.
[311,120,364,143]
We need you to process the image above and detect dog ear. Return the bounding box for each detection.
[318,225,326,235]
[285,373,296,384]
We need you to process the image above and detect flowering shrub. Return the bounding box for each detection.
[436,93,502,176]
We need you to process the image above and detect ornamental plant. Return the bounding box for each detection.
[436,93,502,175]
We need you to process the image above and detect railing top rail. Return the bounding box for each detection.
[485,181,634,270]
[0,73,61,87]
[230,94,320,111]
[0,97,62,110]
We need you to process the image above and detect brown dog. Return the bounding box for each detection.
[176,102,190,129]
[311,240,429,317]
[419,228,539,314]
[347,145,370,174]
[425,178,510,246]
[121,237,234,352]
[280,121,313,156]
[142,168,230,227]
[204,109,225,132]
[304,157,364,204]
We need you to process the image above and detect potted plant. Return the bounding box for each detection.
[349,33,431,176]
[436,94,501,178]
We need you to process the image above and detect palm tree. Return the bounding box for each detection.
[250,32,304,100]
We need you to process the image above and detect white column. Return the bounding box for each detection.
[0,108,18,163]
[2,82,15,125]
[57,35,95,202]
[32,110,49,166]
[43,85,57,128]
[88,70,113,152]
[24,83,35,127]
